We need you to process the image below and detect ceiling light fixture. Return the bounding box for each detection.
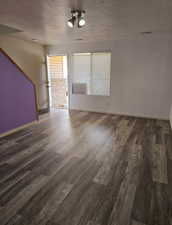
[67,10,86,28]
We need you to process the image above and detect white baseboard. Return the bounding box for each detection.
[0,120,38,138]
[70,108,169,121]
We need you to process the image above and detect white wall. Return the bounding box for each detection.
[47,36,172,119]
[0,35,48,110]
[0,35,170,120]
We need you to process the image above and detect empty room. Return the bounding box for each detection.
[0,1,172,225]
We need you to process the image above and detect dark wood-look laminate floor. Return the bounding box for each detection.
[0,110,172,225]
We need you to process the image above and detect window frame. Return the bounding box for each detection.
[72,51,112,97]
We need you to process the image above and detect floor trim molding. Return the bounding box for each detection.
[70,108,169,121]
[0,120,38,138]
[38,108,49,115]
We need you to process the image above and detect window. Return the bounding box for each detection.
[72,52,111,96]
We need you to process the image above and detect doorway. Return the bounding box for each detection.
[47,55,68,109]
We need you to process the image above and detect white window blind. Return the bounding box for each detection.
[72,52,111,96]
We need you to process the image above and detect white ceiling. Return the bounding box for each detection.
[0,0,172,45]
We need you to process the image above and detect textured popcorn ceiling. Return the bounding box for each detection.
[0,0,172,45]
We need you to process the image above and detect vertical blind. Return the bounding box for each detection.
[73,52,111,96]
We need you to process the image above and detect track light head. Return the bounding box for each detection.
[67,10,77,28]
[78,11,86,27]
[67,16,76,28]
[78,18,86,27]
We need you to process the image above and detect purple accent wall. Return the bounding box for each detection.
[0,50,37,135]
